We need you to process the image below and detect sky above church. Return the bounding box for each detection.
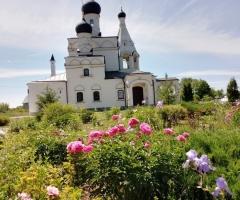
[0,0,240,107]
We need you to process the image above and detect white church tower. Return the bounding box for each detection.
[118,9,140,72]
[50,54,56,77]
[82,0,101,37]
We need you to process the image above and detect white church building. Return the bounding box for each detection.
[27,0,179,115]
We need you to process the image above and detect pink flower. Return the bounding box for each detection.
[140,123,152,135]
[176,135,186,143]
[98,139,104,144]
[112,114,121,120]
[54,131,60,135]
[89,131,101,139]
[130,141,135,146]
[47,186,59,197]
[137,132,143,139]
[142,100,146,104]
[182,132,190,137]
[87,138,94,145]
[82,145,94,153]
[117,124,126,133]
[109,126,119,137]
[128,118,139,128]
[67,141,84,154]
[164,128,174,135]
[18,193,32,200]
[145,142,150,148]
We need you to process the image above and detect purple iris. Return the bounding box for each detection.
[212,177,233,197]
[194,154,216,173]
[183,150,198,168]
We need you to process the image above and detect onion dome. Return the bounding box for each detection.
[82,0,101,15]
[118,9,126,18]
[75,19,92,34]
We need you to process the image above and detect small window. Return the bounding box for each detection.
[90,19,94,26]
[84,68,89,76]
[93,91,100,101]
[77,92,83,102]
[118,90,124,99]
[124,41,126,46]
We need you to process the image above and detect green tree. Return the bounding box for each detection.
[227,77,239,102]
[158,74,177,105]
[0,103,9,113]
[180,78,193,102]
[195,79,212,100]
[35,86,59,118]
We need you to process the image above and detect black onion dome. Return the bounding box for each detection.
[118,10,126,18]
[75,20,92,34]
[82,0,101,15]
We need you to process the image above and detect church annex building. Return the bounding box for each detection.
[27,0,179,115]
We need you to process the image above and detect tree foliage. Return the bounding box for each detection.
[180,78,193,102]
[35,86,59,115]
[158,74,177,105]
[227,77,239,102]
[0,103,9,113]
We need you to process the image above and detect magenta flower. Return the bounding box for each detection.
[112,114,121,120]
[89,131,101,139]
[164,128,174,135]
[194,154,215,173]
[67,141,84,154]
[18,193,32,200]
[109,126,119,137]
[182,132,190,137]
[145,142,150,148]
[212,177,233,197]
[47,186,59,197]
[156,101,164,108]
[117,124,126,133]
[98,139,104,144]
[183,150,198,168]
[82,145,94,153]
[140,123,152,135]
[176,135,186,143]
[130,141,135,146]
[128,118,139,128]
[54,131,60,135]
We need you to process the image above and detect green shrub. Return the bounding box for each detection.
[42,103,82,130]
[0,116,10,126]
[232,109,240,126]
[156,104,187,127]
[9,117,38,132]
[80,110,94,124]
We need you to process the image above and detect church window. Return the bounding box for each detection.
[77,92,83,102]
[90,19,94,26]
[84,68,89,76]
[118,90,124,99]
[93,91,100,101]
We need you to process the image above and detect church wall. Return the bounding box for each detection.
[28,82,67,115]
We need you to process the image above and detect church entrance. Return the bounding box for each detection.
[132,86,143,106]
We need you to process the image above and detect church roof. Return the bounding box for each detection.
[33,73,67,82]
[50,54,55,61]
[156,77,179,82]
[82,0,101,15]
[129,70,152,75]
[105,71,128,79]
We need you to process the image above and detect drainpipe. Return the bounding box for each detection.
[152,80,156,105]
[122,78,127,107]
[65,81,68,103]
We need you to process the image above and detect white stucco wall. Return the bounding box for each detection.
[28,82,67,115]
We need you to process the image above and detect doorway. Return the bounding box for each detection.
[132,86,143,106]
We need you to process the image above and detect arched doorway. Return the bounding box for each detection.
[132,86,143,106]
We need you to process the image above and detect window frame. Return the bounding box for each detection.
[118,90,124,100]
[76,92,84,102]
[93,91,100,101]
[90,19,94,26]
[84,68,89,76]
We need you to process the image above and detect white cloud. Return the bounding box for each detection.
[0,69,65,78]
[175,70,240,77]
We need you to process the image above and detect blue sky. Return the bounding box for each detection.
[0,0,240,107]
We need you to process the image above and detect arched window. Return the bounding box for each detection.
[84,68,89,76]
[93,91,100,101]
[118,90,124,99]
[77,92,83,102]
[90,19,94,26]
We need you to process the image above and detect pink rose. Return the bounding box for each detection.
[47,186,59,197]
[83,145,94,153]
[67,141,84,154]
[89,131,101,139]
[145,142,150,148]
[182,132,190,137]
[117,124,126,133]
[128,118,139,128]
[140,123,152,135]
[54,131,59,135]
[112,114,121,120]
[98,139,104,144]
[18,193,32,200]
[176,135,186,143]
[109,126,119,137]
[164,128,174,135]
[130,141,135,146]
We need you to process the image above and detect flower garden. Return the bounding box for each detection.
[0,101,240,199]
